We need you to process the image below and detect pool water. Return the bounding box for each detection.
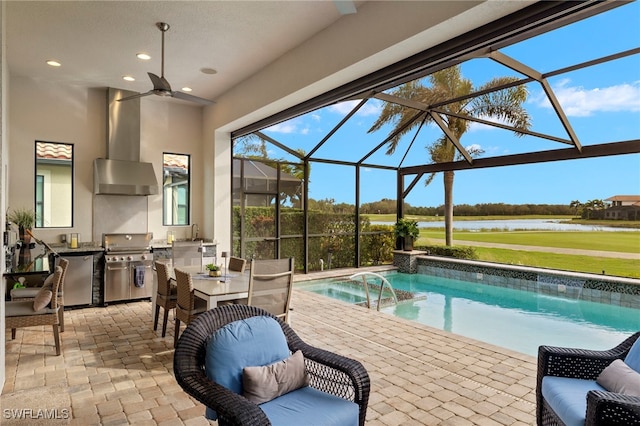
[297,272,640,356]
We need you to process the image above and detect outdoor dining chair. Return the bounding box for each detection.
[172,240,203,269]
[247,257,294,323]
[153,260,177,337]
[173,267,208,347]
[5,265,65,355]
[10,257,69,332]
[228,256,247,274]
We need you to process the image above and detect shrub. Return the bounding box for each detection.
[415,244,478,260]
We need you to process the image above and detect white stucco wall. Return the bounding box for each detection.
[8,78,205,244]
[1,0,7,390]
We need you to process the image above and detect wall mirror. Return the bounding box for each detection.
[35,141,74,228]
[163,152,190,225]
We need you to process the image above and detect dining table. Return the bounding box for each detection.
[170,264,250,310]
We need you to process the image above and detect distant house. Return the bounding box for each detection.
[604,195,640,220]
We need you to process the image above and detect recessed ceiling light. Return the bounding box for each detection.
[136,53,151,60]
[181,87,193,92]
[46,60,61,67]
[123,76,135,82]
[200,67,217,75]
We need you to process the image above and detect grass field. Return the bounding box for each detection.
[419,230,640,254]
[362,214,640,278]
[468,247,639,278]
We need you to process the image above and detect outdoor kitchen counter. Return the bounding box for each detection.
[151,240,217,249]
[50,245,104,255]
[151,240,217,263]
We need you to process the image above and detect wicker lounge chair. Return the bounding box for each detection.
[5,265,64,355]
[10,257,69,332]
[173,304,370,426]
[537,331,640,425]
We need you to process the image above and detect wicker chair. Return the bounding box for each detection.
[10,257,69,332]
[153,260,177,337]
[173,267,208,347]
[5,265,64,355]
[172,240,203,269]
[537,331,640,425]
[173,304,370,426]
[228,256,247,274]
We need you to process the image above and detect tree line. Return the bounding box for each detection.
[311,197,576,216]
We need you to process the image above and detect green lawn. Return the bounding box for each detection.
[420,230,640,254]
[469,246,640,278]
[363,214,640,277]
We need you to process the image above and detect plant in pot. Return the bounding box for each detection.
[394,217,420,251]
[7,207,37,244]
[206,263,222,277]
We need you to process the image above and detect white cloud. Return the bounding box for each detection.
[328,99,382,116]
[532,79,640,117]
[265,119,310,135]
[465,143,483,152]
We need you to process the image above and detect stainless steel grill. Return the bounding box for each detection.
[103,233,154,304]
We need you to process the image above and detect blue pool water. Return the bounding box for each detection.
[297,272,640,356]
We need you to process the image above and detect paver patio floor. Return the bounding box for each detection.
[3,270,537,425]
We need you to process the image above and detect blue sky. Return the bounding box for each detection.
[255,2,640,207]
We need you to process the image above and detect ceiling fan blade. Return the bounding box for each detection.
[148,72,172,91]
[172,91,215,106]
[117,90,154,102]
[334,0,356,15]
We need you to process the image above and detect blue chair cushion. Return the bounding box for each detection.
[204,316,290,420]
[625,338,640,373]
[259,385,359,426]
[541,376,606,426]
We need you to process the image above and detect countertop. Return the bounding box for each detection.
[48,244,105,255]
[151,240,217,250]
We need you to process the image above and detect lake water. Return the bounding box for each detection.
[373,218,639,232]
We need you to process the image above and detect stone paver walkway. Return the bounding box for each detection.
[3,280,537,425]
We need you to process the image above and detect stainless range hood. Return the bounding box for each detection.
[94,88,159,196]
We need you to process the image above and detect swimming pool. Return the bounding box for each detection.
[297,271,640,356]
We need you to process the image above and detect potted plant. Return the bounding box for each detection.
[394,217,420,251]
[206,263,222,277]
[7,207,37,243]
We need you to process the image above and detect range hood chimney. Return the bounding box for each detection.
[93,88,159,196]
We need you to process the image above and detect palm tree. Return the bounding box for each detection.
[569,200,583,217]
[368,65,531,246]
[582,199,605,219]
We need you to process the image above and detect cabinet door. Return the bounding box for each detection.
[105,261,129,303]
[59,255,94,306]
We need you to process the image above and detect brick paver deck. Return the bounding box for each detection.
[3,277,537,425]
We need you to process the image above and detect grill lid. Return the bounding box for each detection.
[103,233,153,251]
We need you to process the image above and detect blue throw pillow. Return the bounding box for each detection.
[625,337,640,373]
[204,316,290,420]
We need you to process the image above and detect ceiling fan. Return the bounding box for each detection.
[118,22,215,105]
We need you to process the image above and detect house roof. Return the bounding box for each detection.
[605,195,640,202]
[36,142,72,161]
